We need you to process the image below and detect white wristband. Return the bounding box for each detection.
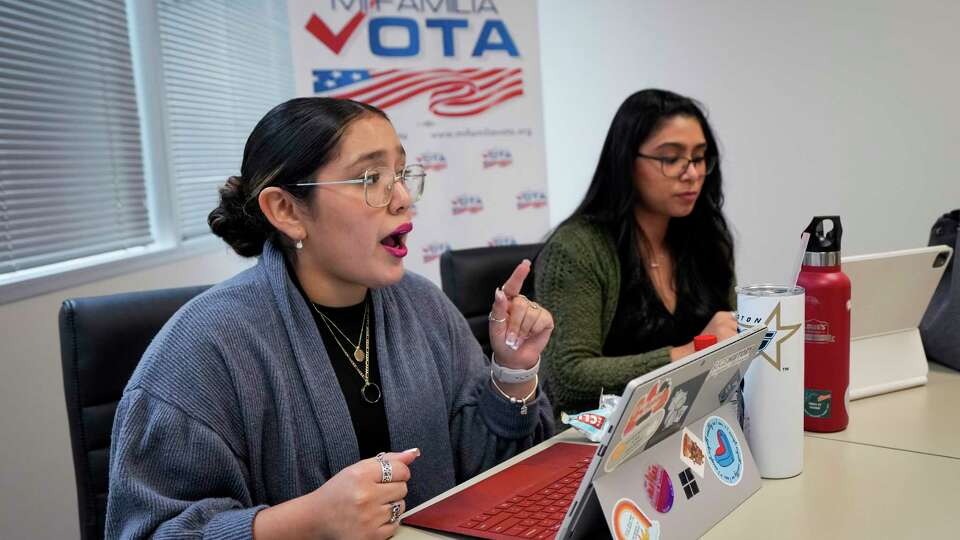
[491,353,540,383]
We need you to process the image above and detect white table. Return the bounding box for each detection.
[809,362,960,459]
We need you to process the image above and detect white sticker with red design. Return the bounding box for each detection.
[612,498,661,540]
[604,379,671,473]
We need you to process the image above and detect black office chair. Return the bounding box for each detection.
[440,243,543,356]
[58,285,210,540]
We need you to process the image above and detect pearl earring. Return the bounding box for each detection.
[295,239,303,250]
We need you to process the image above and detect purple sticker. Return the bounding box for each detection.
[644,464,675,513]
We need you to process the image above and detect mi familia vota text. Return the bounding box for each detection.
[321,0,520,57]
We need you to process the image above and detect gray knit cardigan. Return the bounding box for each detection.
[105,241,554,539]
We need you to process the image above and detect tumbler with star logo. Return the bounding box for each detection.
[737,284,806,478]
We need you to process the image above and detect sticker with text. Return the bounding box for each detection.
[612,498,661,540]
[703,416,744,486]
[605,410,664,473]
[604,379,671,473]
[804,389,832,418]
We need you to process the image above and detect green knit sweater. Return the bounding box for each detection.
[535,216,735,416]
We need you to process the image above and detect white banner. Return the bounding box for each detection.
[288,0,549,284]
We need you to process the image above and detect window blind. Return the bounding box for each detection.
[0,0,151,274]
[157,0,294,240]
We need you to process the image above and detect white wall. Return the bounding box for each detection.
[0,249,249,540]
[539,0,960,285]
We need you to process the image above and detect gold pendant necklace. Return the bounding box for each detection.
[313,301,368,363]
[315,298,381,404]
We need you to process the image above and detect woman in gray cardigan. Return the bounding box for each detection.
[105,98,555,540]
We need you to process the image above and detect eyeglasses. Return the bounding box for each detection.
[636,153,717,179]
[293,164,426,208]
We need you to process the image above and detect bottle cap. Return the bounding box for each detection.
[694,334,718,351]
[803,216,843,253]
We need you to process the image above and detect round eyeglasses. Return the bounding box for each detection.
[636,153,717,179]
[294,164,426,208]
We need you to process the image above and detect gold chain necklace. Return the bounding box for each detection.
[312,301,368,363]
[315,299,381,404]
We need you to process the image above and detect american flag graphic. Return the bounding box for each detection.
[312,68,524,117]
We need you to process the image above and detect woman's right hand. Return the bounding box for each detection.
[671,311,739,362]
[701,311,738,341]
[253,449,420,540]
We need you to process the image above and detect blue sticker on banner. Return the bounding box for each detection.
[703,416,743,486]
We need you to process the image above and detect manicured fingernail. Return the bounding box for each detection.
[505,332,518,349]
[495,287,506,302]
[405,447,421,456]
[522,258,531,265]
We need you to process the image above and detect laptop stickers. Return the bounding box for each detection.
[604,379,671,473]
[605,368,716,474]
[612,498,661,540]
[703,416,744,486]
[643,464,675,513]
[679,428,707,478]
[677,468,700,500]
[645,371,709,449]
[718,370,741,404]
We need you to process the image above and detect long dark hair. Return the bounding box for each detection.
[564,88,734,325]
[208,97,387,257]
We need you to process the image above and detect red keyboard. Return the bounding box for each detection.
[457,456,592,539]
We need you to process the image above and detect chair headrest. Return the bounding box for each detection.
[439,243,542,317]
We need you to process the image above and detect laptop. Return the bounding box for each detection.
[403,325,767,540]
[843,245,953,399]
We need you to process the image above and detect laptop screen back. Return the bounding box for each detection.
[593,326,765,482]
[844,246,952,339]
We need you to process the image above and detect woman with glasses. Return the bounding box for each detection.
[105,98,555,540]
[535,89,737,417]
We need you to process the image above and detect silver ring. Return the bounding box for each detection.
[375,453,393,483]
[488,311,507,324]
[378,459,393,483]
[389,501,402,523]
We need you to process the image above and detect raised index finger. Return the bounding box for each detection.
[502,259,531,298]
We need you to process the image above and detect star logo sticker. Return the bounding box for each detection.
[742,302,801,370]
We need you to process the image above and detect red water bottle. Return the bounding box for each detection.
[797,216,851,432]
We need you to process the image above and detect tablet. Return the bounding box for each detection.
[843,245,953,399]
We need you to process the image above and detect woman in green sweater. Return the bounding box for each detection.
[536,89,738,416]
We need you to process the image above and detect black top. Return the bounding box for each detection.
[285,261,391,459]
[603,245,722,357]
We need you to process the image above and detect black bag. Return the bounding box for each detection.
[920,210,960,370]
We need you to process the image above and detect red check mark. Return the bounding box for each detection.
[305,12,365,54]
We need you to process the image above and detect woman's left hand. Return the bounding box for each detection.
[488,259,555,370]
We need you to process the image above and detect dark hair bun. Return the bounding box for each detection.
[208,176,270,257]
[208,98,389,257]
